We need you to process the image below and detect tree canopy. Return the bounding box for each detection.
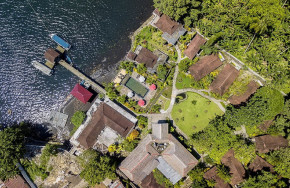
[78,150,116,186]
[0,125,25,180]
[154,0,289,92]
[225,87,284,128]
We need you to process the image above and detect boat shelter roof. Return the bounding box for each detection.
[44,48,60,63]
[70,84,93,103]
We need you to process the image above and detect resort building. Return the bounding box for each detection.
[221,149,245,186]
[70,98,137,149]
[184,34,207,60]
[189,54,223,81]
[119,123,198,185]
[248,155,274,173]
[151,9,186,45]
[229,80,259,105]
[127,46,168,74]
[70,83,93,104]
[209,64,240,96]
[259,120,274,132]
[254,135,288,153]
[204,166,231,188]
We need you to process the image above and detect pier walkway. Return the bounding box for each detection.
[58,60,106,94]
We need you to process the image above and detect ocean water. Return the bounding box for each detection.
[0,0,153,125]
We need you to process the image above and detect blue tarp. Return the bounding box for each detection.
[52,35,71,50]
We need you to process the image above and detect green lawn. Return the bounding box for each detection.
[171,92,224,136]
[156,95,170,111]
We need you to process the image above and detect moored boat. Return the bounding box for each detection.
[49,34,71,51]
[31,60,52,76]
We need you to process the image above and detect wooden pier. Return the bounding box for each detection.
[58,60,106,94]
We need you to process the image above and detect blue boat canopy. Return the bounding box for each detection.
[50,34,71,50]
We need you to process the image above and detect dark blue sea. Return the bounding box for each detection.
[0,0,153,125]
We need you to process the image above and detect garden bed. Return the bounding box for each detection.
[171,92,224,136]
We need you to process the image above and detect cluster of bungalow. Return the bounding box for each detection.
[203,134,288,188]
[181,32,260,103]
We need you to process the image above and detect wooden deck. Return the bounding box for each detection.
[58,60,106,94]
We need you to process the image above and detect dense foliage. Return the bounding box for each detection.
[71,111,86,127]
[225,87,284,128]
[154,0,289,92]
[266,147,290,179]
[241,170,286,188]
[0,125,25,180]
[78,150,116,186]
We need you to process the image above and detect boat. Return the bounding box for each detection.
[65,54,73,64]
[49,34,71,51]
[31,60,52,76]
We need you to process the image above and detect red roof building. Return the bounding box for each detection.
[138,100,146,107]
[150,84,157,90]
[70,84,93,104]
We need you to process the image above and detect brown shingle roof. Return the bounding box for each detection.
[248,155,274,173]
[258,120,273,132]
[209,64,240,96]
[203,166,231,188]
[127,51,137,61]
[140,172,164,188]
[184,34,206,60]
[119,123,198,185]
[44,48,60,63]
[77,103,135,149]
[221,149,245,186]
[189,54,223,81]
[4,175,29,188]
[135,47,158,68]
[229,81,259,105]
[155,14,180,35]
[255,135,288,153]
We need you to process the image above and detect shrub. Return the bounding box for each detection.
[127,130,139,142]
[71,111,86,127]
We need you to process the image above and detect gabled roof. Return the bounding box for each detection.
[229,81,259,105]
[248,155,274,173]
[189,54,223,81]
[76,102,135,149]
[119,123,198,185]
[255,135,288,153]
[154,14,180,35]
[203,166,231,188]
[221,149,245,186]
[44,48,60,63]
[209,64,240,96]
[135,47,158,68]
[70,84,93,104]
[4,175,30,188]
[259,120,273,132]
[184,34,206,60]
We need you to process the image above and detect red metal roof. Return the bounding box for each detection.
[70,84,93,103]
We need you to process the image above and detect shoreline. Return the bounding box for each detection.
[57,11,155,136]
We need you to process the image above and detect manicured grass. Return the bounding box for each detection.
[125,77,148,97]
[162,86,172,99]
[171,92,224,136]
[157,95,170,111]
[176,72,195,89]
